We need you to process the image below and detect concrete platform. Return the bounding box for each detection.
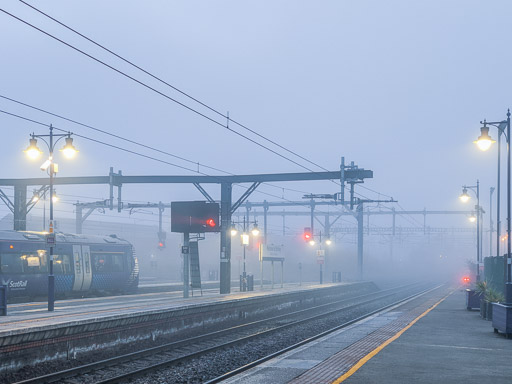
[0,282,350,334]
[0,281,376,374]
[222,286,512,384]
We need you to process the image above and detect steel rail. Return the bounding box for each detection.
[13,282,426,384]
[205,282,444,384]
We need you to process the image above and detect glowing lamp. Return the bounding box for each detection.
[60,136,78,159]
[251,224,260,237]
[24,138,42,159]
[474,125,495,151]
[459,188,470,203]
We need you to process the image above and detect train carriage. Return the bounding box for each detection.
[0,231,139,298]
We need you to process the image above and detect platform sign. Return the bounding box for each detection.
[46,233,56,245]
[261,244,284,262]
[317,249,325,264]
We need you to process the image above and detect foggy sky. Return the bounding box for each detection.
[1,0,511,236]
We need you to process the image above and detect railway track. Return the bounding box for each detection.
[14,282,436,384]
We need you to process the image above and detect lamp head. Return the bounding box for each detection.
[251,223,260,237]
[468,214,476,223]
[60,136,78,159]
[474,124,496,151]
[24,138,42,160]
[459,188,470,203]
[230,224,238,237]
[31,190,40,203]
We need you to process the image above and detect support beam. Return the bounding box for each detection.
[231,182,261,214]
[193,183,215,203]
[0,169,372,187]
[26,185,49,215]
[0,189,14,213]
[76,206,96,234]
[220,183,232,294]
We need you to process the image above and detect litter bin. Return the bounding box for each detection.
[247,275,254,291]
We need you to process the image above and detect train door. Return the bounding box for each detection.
[81,246,92,291]
[72,245,93,291]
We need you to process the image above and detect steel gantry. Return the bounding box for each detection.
[239,201,475,279]
[0,163,372,293]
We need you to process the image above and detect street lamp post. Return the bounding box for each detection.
[230,216,259,292]
[474,111,511,304]
[308,230,332,284]
[24,125,78,311]
[460,182,482,281]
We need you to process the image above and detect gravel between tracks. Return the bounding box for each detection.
[132,287,426,384]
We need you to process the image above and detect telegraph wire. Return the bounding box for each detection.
[0,95,232,176]
[5,4,383,203]
[1,7,385,203]
[0,109,332,213]
[3,5,395,205]
[0,94,312,197]
[0,8,317,173]
[17,0,329,172]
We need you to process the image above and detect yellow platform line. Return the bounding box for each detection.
[332,290,454,384]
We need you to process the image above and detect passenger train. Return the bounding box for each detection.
[0,231,139,299]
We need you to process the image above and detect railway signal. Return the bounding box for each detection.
[303,227,312,242]
[158,231,166,250]
[171,201,220,233]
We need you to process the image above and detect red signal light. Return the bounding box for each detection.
[303,227,312,242]
[158,242,164,248]
[206,218,216,227]
[462,276,470,284]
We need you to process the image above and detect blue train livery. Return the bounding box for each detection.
[0,231,139,298]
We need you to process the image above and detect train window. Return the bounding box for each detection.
[0,254,24,273]
[0,252,48,274]
[74,252,81,273]
[84,252,91,274]
[112,254,124,272]
[92,252,125,273]
[53,254,72,274]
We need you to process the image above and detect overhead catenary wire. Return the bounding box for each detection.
[1,6,384,202]
[0,108,337,214]
[0,7,319,173]
[16,0,330,173]
[0,94,313,196]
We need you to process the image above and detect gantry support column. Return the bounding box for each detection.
[357,202,364,280]
[14,185,27,231]
[220,183,232,294]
